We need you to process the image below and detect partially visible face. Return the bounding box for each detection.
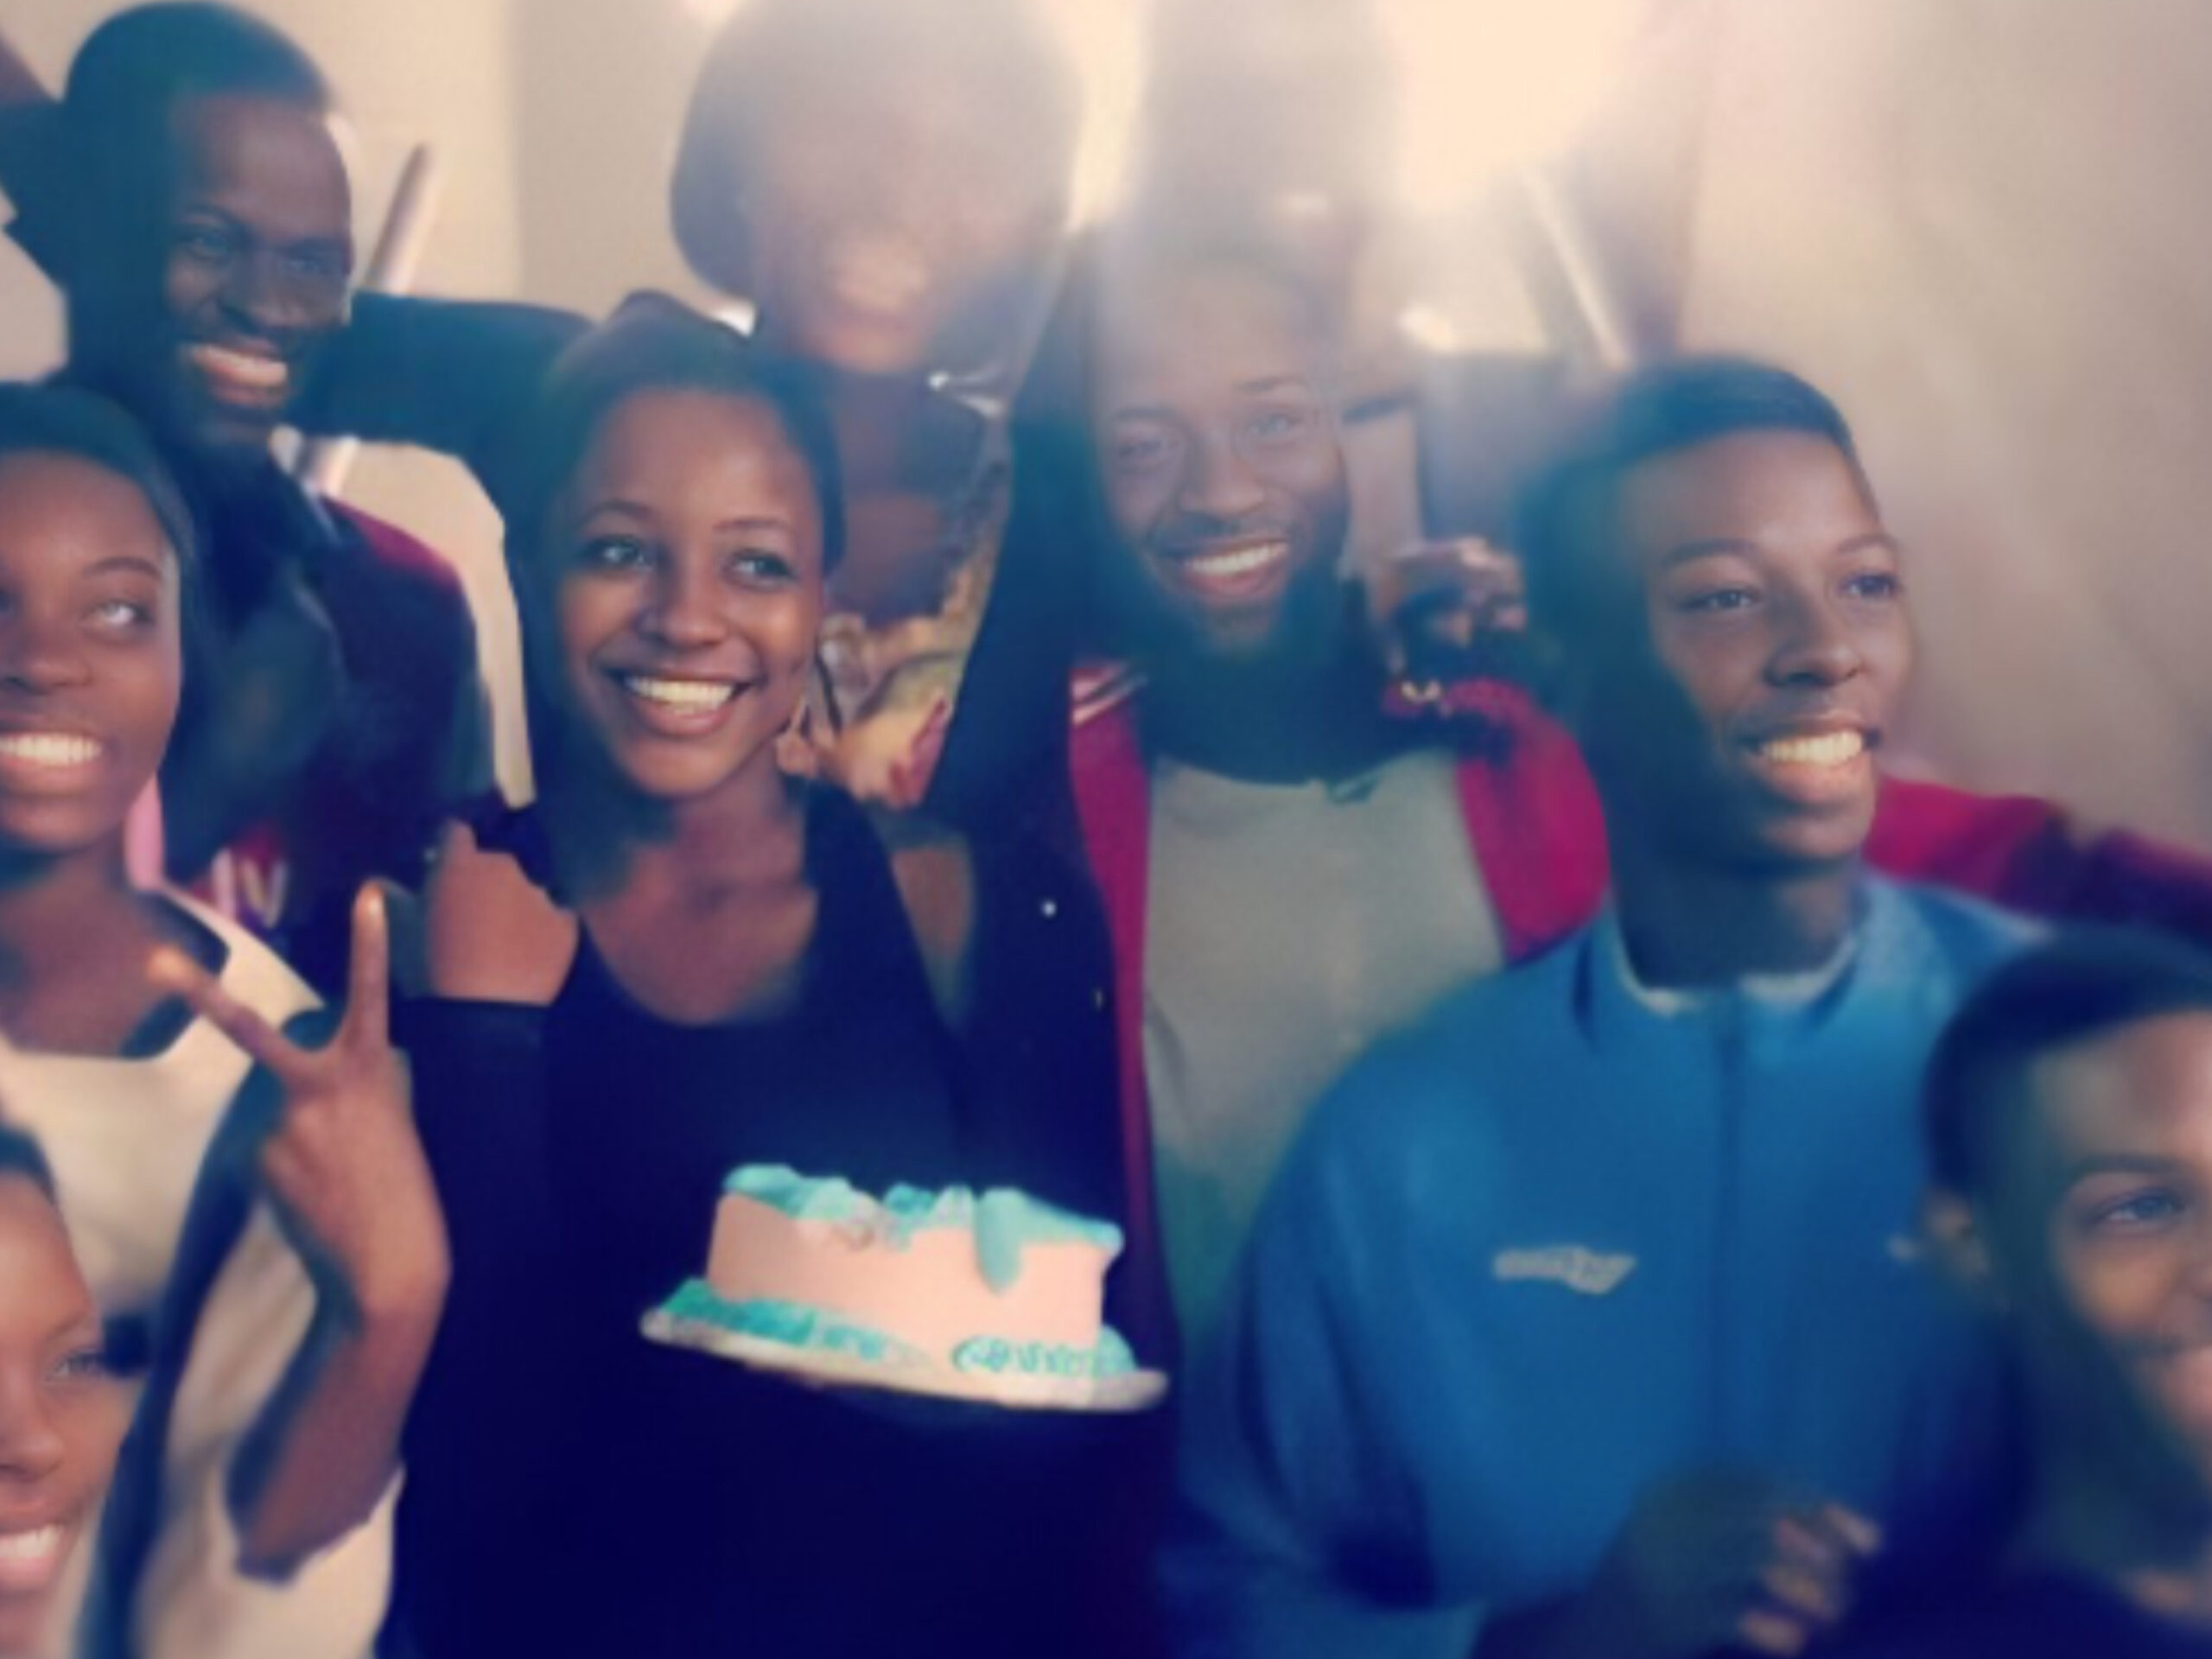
[742,54,1069,377]
[1983,1014,2212,1511]
[1570,430,1912,875]
[0,1176,126,1656]
[73,92,353,467]
[1090,262,1351,667]
[548,389,823,804]
[0,454,183,861]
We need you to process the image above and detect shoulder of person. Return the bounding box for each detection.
[163,889,323,1031]
[321,500,471,605]
[1871,876,2045,983]
[422,817,577,1007]
[1287,955,1572,1229]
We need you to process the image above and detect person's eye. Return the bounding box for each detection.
[2094,1189,2187,1231]
[88,598,154,632]
[582,537,654,572]
[1249,408,1312,442]
[49,1345,111,1387]
[1112,432,1173,470]
[1844,570,1904,601]
[730,550,797,587]
[284,247,350,285]
[175,225,234,262]
[1680,587,1759,614]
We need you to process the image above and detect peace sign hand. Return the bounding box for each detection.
[150,885,451,1334]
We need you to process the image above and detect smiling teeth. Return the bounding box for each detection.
[0,1527,60,1565]
[1760,732,1866,767]
[1184,542,1287,581]
[622,676,736,711]
[0,734,99,768]
[188,345,287,391]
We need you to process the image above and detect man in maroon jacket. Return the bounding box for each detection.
[1058,232,2212,1361]
[3,3,486,992]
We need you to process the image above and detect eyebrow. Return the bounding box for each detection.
[86,555,168,581]
[1656,531,1901,571]
[569,501,793,537]
[2064,1154,2191,1183]
[1234,375,1313,398]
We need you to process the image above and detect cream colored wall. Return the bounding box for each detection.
[1674,0,2212,848]
[0,0,532,794]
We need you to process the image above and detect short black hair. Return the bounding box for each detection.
[498,293,844,579]
[1513,356,1861,648]
[668,0,1077,315]
[12,3,332,277]
[0,1124,59,1205]
[1925,929,2212,1196]
[0,383,199,575]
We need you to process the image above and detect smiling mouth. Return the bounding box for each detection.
[0,733,102,771]
[823,240,933,319]
[1160,537,1295,602]
[1752,730,1868,769]
[183,343,289,409]
[0,1523,69,1594]
[616,673,744,714]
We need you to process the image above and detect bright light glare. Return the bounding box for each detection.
[1379,0,1643,215]
[1037,0,1147,226]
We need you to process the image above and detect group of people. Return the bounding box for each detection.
[0,3,2207,1657]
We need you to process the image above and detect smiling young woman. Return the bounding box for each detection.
[391,297,1147,1659]
[0,384,432,1659]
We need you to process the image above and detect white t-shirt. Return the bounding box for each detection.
[1144,747,1505,1352]
[0,893,394,1659]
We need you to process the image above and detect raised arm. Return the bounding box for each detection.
[292,292,587,493]
[1869,775,2212,946]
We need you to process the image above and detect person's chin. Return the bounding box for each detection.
[0,1588,60,1657]
[791,303,938,380]
[600,732,771,804]
[0,803,116,861]
[1744,811,1875,874]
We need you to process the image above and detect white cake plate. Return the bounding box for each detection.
[641,1308,1171,1414]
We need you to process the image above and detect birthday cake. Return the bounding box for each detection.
[642,1165,1164,1410]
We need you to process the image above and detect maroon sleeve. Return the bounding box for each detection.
[1869,774,2212,948]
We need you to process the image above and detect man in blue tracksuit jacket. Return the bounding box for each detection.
[1166,359,2033,1659]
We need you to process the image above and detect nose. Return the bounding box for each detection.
[0,1373,64,1487]
[219,250,315,338]
[1175,429,1268,529]
[0,619,91,697]
[638,558,730,653]
[1767,586,1866,688]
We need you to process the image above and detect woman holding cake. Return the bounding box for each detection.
[394,297,1144,1659]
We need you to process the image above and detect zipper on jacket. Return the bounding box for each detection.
[1707,999,1749,1455]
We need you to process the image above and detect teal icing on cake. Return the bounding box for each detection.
[951,1328,1138,1380]
[725,1164,1126,1292]
[657,1280,929,1368]
[653,1281,1141,1385]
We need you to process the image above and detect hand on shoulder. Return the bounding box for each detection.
[423,819,576,1006]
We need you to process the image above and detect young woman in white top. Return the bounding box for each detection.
[0,384,445,1659]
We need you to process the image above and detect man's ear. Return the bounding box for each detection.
[1924,1187,2005,1311]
